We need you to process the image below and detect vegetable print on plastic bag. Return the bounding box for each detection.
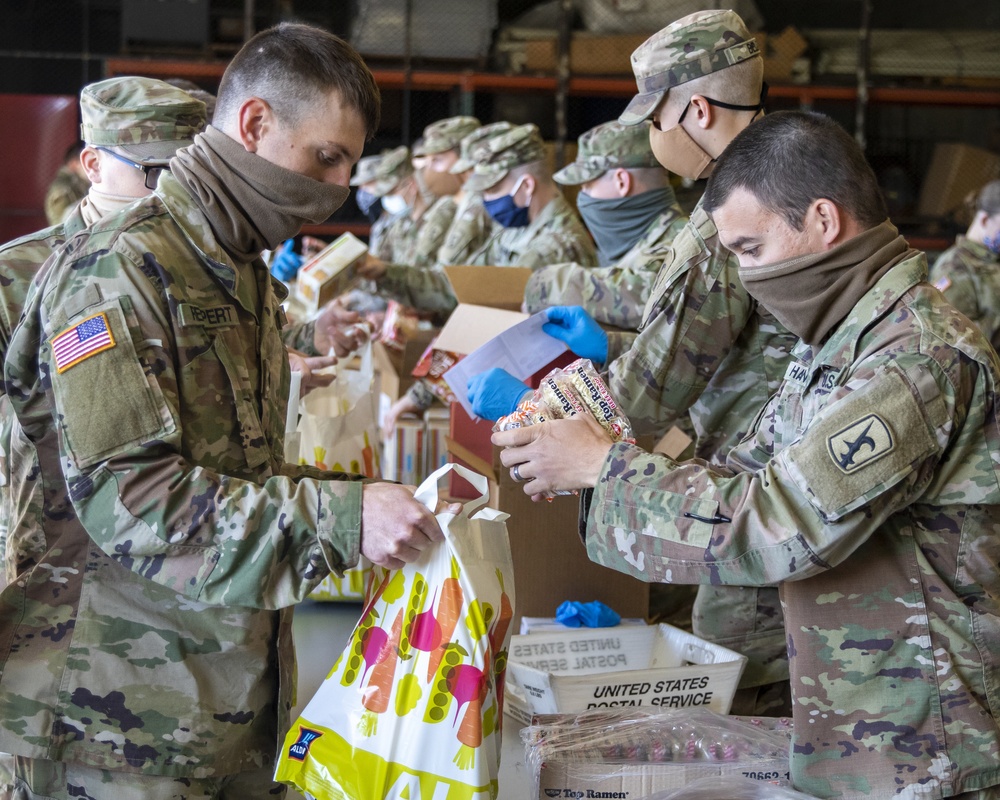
[275,464,516,800]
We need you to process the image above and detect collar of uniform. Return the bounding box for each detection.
[957,234,1000,263]
[812,251,927,372]
[644,203,686,239]
[155,171,261,318]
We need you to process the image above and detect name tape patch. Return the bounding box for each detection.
[827,413,894,474]
[178,303,237,329]
[51,311,116,373]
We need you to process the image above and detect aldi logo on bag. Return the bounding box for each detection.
[287,726,323,761]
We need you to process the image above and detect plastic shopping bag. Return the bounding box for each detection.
[297,341,381,478]
[297,342,379,601]
[275,464,516,800]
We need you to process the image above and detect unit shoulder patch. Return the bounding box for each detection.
[933,275,952,292]
[826,413,894,474]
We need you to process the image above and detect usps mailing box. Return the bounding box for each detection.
[505,623,746,725]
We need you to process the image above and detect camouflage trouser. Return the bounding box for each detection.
[692,585,791,717]
[10,756,286,800]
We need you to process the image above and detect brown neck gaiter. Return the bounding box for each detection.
[738,219,913,346]
[170,126,349,262]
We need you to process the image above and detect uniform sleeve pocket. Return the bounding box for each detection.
[600,482,721,550]
[49,299,172,470]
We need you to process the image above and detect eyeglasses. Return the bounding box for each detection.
[95,146,167,190]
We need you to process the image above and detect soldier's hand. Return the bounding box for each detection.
[287,349,336,395]
[493,416,614,495]
[314,301,367,357]
[542,306,609,366]
[360,483,447,569]
[356,253,388,281]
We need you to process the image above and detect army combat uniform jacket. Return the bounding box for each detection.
[380,193,598,318]
[0,205,89,588]
[929,236,1000,351]
[523,203,688,330]
[601,201,796,693]
[0,173,365,777]
[585,253,1000,799]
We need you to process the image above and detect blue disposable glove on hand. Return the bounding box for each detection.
[542,305,608,366]
[467,368,531,421]
[270,239,303,281]
[556,600,621,628]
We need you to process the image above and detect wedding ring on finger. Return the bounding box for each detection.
[511,463,525,482]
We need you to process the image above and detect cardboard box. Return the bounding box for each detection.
[295,232,368,314]
[535,756,791,798]
[443,264,532,312]
[523,33,649,75]
[505,623,747,724]
[520,616,647,634]
[917,142,1000,219]
[754,26,809,83]
[372,327,437,402]
[446,401,649,633]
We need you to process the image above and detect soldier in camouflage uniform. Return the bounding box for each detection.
[363,145,439,266]
[42,143,89,226]
[929,179,1000,350]
[524,120,687,329]
[496,110,1000,800]
[471,10,793,715]
[0,78,208,604]
[349,152,391,252]
[0,24,446,800]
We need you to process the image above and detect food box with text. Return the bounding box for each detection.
[295,232,368,314]
[505,623,746,725]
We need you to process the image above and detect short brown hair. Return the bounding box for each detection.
[975,180,1000,217]
[704,110,887,230]
[215,23,380,139]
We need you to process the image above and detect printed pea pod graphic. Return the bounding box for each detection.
[398,571,428,661]
[423,642,468,724]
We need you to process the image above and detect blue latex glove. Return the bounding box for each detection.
[270,239,303,281]
[467,368,531,421]
[556,600,621,628]
[542,305,608,366]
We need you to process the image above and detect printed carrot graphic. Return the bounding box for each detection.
[449,664,488,770]
[313,446,328,470]
[362,430,375,476]
[427,556,464,681]
[359,608,403,736]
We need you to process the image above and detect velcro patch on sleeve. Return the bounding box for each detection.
[51,312,116,373]
[933,276,952,292]
[782,366,938,520]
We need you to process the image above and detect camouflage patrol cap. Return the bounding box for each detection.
[367,145,414,198]
[554,120,660,185]
[619,9,760,126]
[79,76,207,165]
[414,116,482,156]
[450,121,514,174]
[464,123,547,193]
[349,153,384,187]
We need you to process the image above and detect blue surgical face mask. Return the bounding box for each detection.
[355,188,379,217]
[984,232,1000,255]
[484,176,530,228]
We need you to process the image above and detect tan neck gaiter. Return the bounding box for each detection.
[738,219,913,346]
[170,126,349,262]
[78,188,141,227]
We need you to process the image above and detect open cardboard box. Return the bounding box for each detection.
[504,623,747,726]
[432,265,650,632]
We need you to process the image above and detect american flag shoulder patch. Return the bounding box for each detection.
[51,311,117,373]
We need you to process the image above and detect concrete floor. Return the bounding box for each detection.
[289,600,532,800]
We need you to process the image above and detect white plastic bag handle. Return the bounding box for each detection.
[413,463,490,519]
[333,337,374,391]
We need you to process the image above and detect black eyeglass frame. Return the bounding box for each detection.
[95,146,167,190]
